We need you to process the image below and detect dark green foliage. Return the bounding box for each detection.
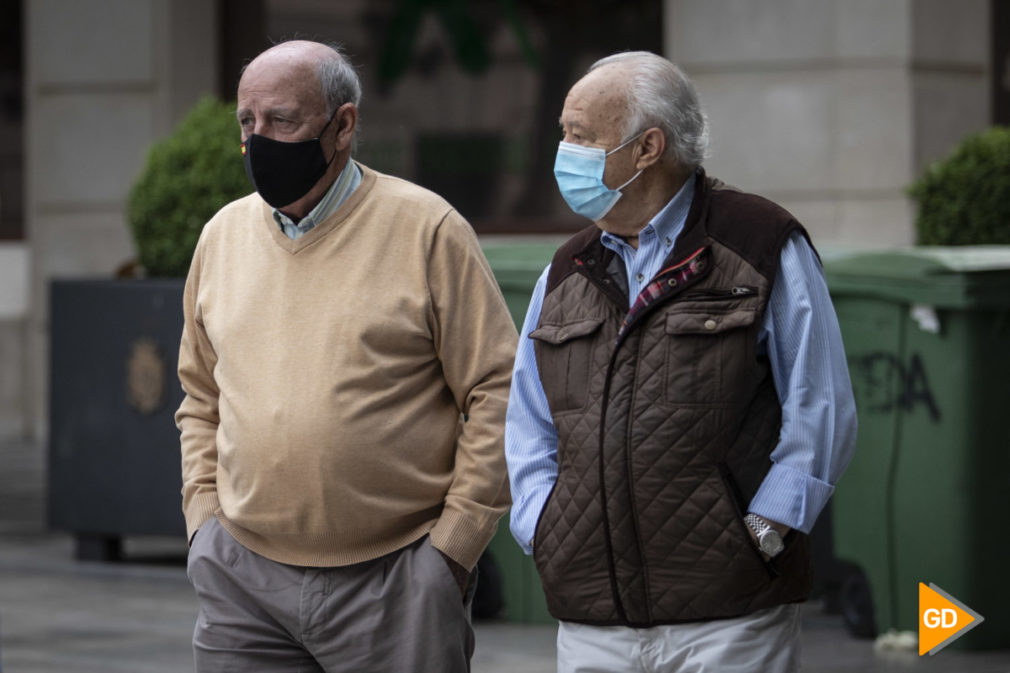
[909,126,1010,245]
[127,97,250,277]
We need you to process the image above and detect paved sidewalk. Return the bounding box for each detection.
[1,436,1008,672]
[0,438,44,537]
[1,533,1009,672]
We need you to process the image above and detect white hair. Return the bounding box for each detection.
[316,42,361,152]
[589,51,709,168]
[317,42,362,115]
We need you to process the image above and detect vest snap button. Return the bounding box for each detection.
[667,278,677,287]
[704,319,717,330]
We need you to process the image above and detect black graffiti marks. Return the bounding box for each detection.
[849,352,941,422]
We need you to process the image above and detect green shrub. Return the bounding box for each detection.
[909,126,1010,245]
[127,97,250,277]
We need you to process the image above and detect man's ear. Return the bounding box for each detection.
[333,102,358,152]
[635,127,666,170]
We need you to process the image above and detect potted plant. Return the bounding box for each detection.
[909,126,1010,245]
[48,98,249,560]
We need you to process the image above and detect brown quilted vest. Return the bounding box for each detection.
[531,171,814,626]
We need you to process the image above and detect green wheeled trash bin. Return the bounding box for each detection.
[825,247,1010,649]
[480,240,560,624]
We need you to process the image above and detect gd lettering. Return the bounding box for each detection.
[923,608,957,629]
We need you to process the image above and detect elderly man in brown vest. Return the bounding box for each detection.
[505,51,857,672]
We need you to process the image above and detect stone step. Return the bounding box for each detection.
[0,438,45,534]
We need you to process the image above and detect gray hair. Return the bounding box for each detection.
[589,51,709,168]
[317,42,362,115]
[317,43,361,152]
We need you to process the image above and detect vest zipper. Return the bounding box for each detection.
[624,335,652,623]
[597,350,630,625]
[679,285,757,301]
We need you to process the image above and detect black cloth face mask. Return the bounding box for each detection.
[241,110,338,209]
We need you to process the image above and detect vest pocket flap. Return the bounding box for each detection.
[665,308,758,335]
[530,317,605,345]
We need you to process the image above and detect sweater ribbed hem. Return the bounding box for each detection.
[217,515,439,568]
[215,509,502,570]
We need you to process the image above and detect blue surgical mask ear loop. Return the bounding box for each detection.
[607,132,646,191]
[605,131,646,157]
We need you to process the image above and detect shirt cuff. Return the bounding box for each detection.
[510,483,554,556]
[747,462,835,534]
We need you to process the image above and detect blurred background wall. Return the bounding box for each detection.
[0,0,1007,448]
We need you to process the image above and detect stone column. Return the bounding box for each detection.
[24,0,218,440]
[664,0,990,249]
[0,244,29,437]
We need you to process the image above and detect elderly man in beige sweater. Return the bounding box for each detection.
[176,39,516,672]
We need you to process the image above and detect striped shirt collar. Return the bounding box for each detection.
[272,160,362,240]
[601,172,696,254]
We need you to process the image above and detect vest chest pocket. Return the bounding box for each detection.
[663,303,760,405]
[530,317,606,413]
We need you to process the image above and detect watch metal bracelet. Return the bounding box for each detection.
[744,513,785,557]
[744,513,771,536]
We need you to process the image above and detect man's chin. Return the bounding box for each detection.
[594,218,639,238]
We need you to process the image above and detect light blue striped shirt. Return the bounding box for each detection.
[272,161,362,239]
[504,175,858,554]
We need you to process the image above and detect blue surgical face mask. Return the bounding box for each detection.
[554,133,644,221]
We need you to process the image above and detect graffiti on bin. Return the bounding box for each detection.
[848,352,940,422]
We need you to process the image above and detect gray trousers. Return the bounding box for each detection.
[557,604,801,673]
[187,518,475,673]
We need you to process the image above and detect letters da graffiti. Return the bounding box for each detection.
[849,352,941,421]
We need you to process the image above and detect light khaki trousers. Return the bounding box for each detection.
[187,518,475,673]
[557,604,801,673]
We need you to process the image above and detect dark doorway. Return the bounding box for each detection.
[217,0,269,101]
[0,0,23,240]
[994,0,1010,124]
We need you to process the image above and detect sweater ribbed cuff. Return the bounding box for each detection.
[184,491,220,544]
[428,508,498,571]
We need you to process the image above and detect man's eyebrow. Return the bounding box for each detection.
[559,118,588,133]
[264,106,302,119]
[235,106,304,120]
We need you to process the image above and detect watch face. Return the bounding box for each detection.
[759,530,785,556]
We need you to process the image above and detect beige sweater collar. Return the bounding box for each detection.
[260,162,378,255]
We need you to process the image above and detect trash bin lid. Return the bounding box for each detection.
[823,246,1010,309]
[481,240,560,289]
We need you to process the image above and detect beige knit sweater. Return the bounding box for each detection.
[176,164,516,570]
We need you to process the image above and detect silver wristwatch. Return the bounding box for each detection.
[744,513,785,557]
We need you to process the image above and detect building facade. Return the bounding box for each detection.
[0,0,1005,446]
